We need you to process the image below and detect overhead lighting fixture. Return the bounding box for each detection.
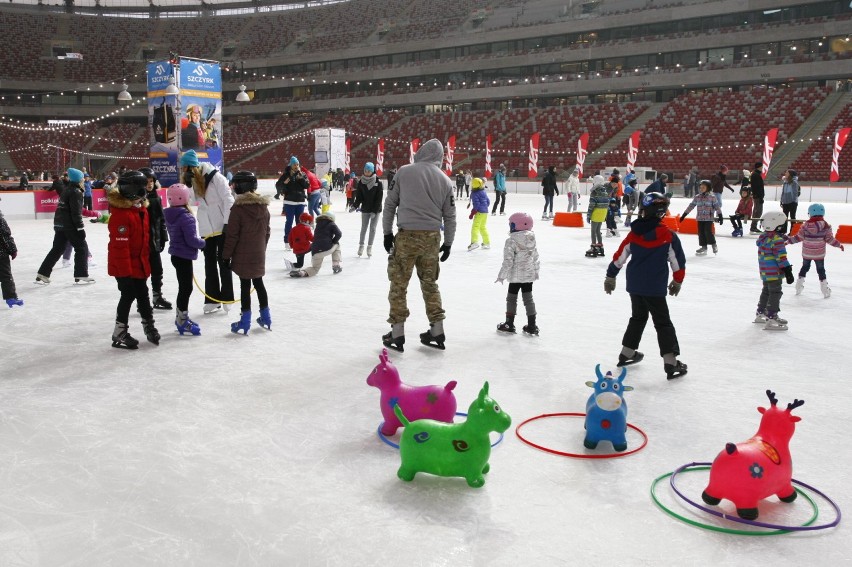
[236,84,250,102]
[165,75,179,95]
[117,83,132,101]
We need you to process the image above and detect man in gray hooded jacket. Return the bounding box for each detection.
[381,139,457,351]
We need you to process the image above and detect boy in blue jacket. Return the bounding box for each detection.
[604,192,688,380]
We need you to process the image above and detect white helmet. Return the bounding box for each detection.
[761,211,788,232]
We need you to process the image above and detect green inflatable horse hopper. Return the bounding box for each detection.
[395,381,511,487]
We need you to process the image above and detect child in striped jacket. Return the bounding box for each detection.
[679,179,723,255]
[786,203,845,298]
[755,211,795,331]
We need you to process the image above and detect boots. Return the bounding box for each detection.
[420,321,446,350]
[820,280,831,298]
[111,321,139,349]
[142,318,160,345]
[357,244,364,257]
[153,291,173,310]
[231,311,252,335]
[175,309,201,336]
[522,315,539,336]
[497,314,516,333]
[256,306,272,330]
[382,323,405,352]
[5,298,23,308]
[795,277,805,295]
[664,360,688,380]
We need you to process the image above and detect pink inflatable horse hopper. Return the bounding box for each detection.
[366,348,458,436]
[702,390,805,520]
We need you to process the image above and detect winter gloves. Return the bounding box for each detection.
[716,214,723,225]
[668,280,681,296]
[604,276,616,295]
[439,244,451,262]
[383,233,395,253]
[784,265,795,284]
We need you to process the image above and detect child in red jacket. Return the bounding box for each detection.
[108,171,159,349]
[285,212,314,271]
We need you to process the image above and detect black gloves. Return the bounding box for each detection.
[383,233,395,253]
[784,265,795,285]
[439,244,451,262]
[668,280,682,296]
[716,214,723,225]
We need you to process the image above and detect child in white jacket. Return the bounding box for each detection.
[496,212,541,335]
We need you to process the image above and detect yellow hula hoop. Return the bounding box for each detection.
[192,274,253,304]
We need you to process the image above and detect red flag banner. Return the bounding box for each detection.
[484,135,492,178]
[445,135,456,175]
[409,138,420,165]
[345,138,351,175]
[528,132,540,179]
[376,139,384,177]
[626,130,641,172]
[575,132,589,177]
[762,128,779,177]
[830,127,851,183]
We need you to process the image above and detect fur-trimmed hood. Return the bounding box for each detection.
[107,189,149,209]
[232,191,270,207]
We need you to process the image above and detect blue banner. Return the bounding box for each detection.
[178,59,221,95]
[147,60,174,96]
[150,154,179,188]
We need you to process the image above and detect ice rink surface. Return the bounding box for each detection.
[0,191,849,566]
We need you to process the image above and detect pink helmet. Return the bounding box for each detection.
[509,212,533,232]
[167,183,192,207]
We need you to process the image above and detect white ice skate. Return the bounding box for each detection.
[795,277,805,295]
[820,280,831,298]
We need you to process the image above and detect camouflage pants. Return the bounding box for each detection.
[387,230,444,324]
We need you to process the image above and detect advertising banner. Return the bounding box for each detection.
[409,139,419,165]
[315,129,331,179]
[376,139,385,177]
[329,128,346,176]
[445,135,456,175]
[528,133,540,179]
[33,191,59,215]
[484,135,492,178]
[148,60,179,187]
[626,130,641,172]
[762,128,779,178]
[575,133,589,177]
[830,127,851,182]
[344,138,351,174]
[178,58,223,173]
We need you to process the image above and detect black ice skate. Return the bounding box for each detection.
[664,360,688,380]
[585,246,598,258]
[617,351,644,367]
[142,319,160,346]
[382,332,405,353]
[152,292,173,310]
[111,322,139,350]
[522,325,539,336]
[419,322,446,350]
[497,322,516,333]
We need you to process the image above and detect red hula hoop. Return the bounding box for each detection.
[515,411,649,459]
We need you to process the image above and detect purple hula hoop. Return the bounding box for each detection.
[670,461,842,531]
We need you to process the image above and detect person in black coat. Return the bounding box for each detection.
[290,212,342,277]
[748,161,766,234]
[275,157,310,248]
[35,168,93,284]
[541,165,559,219]
[140,167,172,310]
[353,162,384,257]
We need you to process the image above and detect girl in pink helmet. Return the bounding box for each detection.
[163,183,206,336]
[495,212,540,335]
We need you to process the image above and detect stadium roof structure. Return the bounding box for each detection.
[4,0,348,17]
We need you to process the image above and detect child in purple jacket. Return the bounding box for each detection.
[786,203,845,298]
[679,179,723,256]
[164,184,206,336]
[467,177,491,251]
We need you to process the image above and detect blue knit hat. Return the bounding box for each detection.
[179,150,199,168]
[364,162,375,173]
[67,168,84,183]
[289,156,299,167]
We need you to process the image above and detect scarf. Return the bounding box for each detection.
[360,174,376,190]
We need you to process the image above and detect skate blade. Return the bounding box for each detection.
[763,326,788,331]
[419,340,446,350]
[382,341,404,353]
[111,341,139,350]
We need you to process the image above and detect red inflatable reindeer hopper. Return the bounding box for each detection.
[702,390,805,520]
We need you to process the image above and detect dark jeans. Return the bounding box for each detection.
[729,214,745,229]
[308,191,322,218]
[622,294,680,357]
[284,204,305,241]
[239,277,269,312]
[750,199,764,232]
[149,246,164,294]
[83,196,93,211]
[0,253,17,299]
[201,234,234,305]
[781,202,798,232]
[115,276,153,324]
[170,256,194,312]
[38,229,89,278]
[492,192,506,214]
[456,185,465,198]
[799,258,826,280]
[697,221,716,247]
[543,194,554,214]
[758,279,783,316]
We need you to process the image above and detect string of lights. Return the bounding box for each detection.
[0,65,149,101]
[0,143,46,155]
[0,99,146,132]
[45,143,148,161]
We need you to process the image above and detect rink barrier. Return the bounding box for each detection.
[661,216,680,232]
[835,225,852,243]
[553,212,584,227]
